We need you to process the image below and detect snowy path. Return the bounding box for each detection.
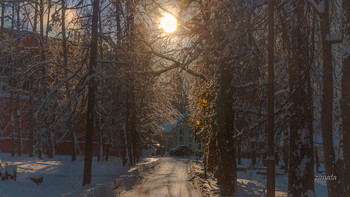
[120,157,198,197]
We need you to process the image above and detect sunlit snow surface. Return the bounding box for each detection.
[120,157,197,197]
[190,158,328,197]
[0,154,329,197]
[0,153,132,197]
[236,158,328,197]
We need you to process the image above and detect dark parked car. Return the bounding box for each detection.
[155,144,165,157]
[169,145,192,157]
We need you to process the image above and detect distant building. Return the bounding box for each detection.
[160,114,201,152]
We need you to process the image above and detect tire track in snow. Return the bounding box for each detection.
[120,157,198,197]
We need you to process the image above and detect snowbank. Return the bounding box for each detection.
[189,158,327,197]
[80,158,160,197]
[189,161,220,197]
[0,153,147,197]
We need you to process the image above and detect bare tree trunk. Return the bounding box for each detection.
[11,2,14,31]
[96,8,104,162]
[33,0,38,32]
[267,0,275,195]
[0,104,3,153]
[39,0,45,85]
[46,3,55,159]
[121,121,128,166]
[287,3,314,195]
[251,141,256,166]
[39,0,44,68]
[125,91,134,166]
[29,93,35,157]
[61,0,76,161]
[131,89,137,165]
[38,136,42,159]
[320,1,339,196]
[216,63,236,196]
[45,0,51,38]
[1,0,4,32]
[15,94,22,156]
[124,0,137,167]
[203,144,208,178]
[237,140,241,165]
[97,118,102,161]
[115,0,127,166]
[48,130,55,158]
[38,0,49,159]
[105,144,110,161]
[83,0,99,186]
[16,2,19,30]
[115,0,122,47]
[342,0,350,194]
[208,139,216,174]
[10,89,15,157]
[342,56,350,192]
[70,131,77,161]
[48,103,56,158]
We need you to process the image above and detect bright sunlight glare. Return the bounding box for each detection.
[160,13,178,33]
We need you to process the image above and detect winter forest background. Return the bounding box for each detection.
[0,0,349,196]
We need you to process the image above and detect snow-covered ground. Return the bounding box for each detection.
[190,158,328,197]
[236,170,328,197]
[0,153,329,197]
[236,158,327,197]
[120,157,197,197]
[0,153,157,197]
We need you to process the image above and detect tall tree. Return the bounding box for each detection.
[267,0,275,195]
[15,94,22,156]
[281,1,315,196]
[114,0,127,166]
[83,0,99,186]
[216,63,236,196]
[61,0,77,161]
[342,0,350,194]
[45,0,51,38]
[319,0,339,195]
[16,1,20,30]
[124,0,138,166]
[1,0,4,32]
[33,0,38,32]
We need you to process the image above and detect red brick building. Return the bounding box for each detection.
[0,30,116,156]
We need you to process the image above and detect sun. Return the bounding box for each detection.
[160,13,178,33]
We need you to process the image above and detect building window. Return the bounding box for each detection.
[179,129,184,145]
[179,136,183,145]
